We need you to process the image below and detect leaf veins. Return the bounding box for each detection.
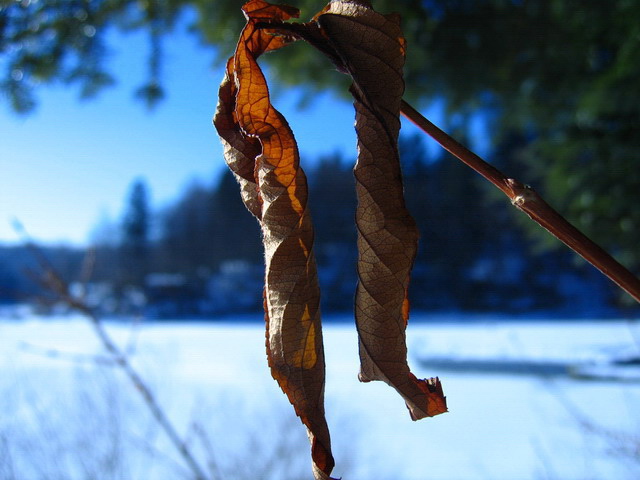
[213,2,335,479]
[318,0,447,420]
[214,0,447,477]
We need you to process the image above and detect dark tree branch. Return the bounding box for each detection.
[400,99,640,304]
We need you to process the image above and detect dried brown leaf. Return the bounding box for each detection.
[214,58,263,218]
[213,1,335,478]
[317,1,447,420]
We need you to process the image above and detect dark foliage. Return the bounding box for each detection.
[2,0,637,313]
[5,134,627,316]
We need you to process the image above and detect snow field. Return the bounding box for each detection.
[1,314,639,479]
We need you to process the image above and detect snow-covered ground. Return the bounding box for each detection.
[1,312,639,479]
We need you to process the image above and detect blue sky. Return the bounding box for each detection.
[0,17,458,246]
[0,23,359,245]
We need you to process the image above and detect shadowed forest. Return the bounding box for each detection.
[0,133,625,317]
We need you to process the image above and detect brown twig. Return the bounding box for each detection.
[56,293,211,480]
[14,226,212,480]
[400,99,640,304]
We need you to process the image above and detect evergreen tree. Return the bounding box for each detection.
[308,152,357,311]
[160,180,212,274]
[209,171,262,267]
[158,171,262,276]
[120,178,151,288]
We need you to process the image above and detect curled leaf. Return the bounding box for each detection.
[317,1,447,419]
[213,1,335,478]
[214,58,263,218]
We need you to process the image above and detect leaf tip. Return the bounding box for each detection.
[408,373,448,420]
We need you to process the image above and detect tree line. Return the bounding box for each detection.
[3,0,638,316]
[1,134,626,317]
[3,0,639,281]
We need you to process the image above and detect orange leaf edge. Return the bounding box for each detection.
[408,373,448,419]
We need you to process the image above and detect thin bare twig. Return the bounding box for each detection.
[62,297,211,480]
[190,423,224,480]
[14,226,212,480]
[400,100,640,304]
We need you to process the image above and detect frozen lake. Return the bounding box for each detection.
[1,312,639,479]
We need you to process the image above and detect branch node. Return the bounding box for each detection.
[400,100,640,303]
[507,179,537,208]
